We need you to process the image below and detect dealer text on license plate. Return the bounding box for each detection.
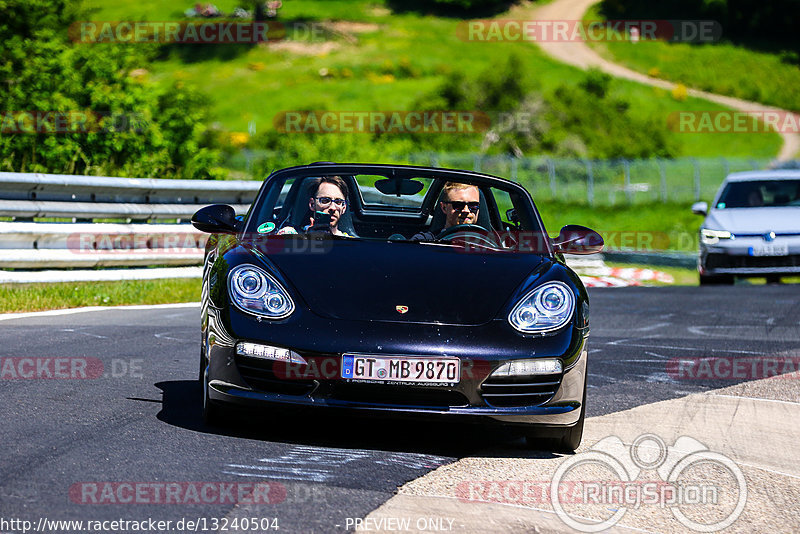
[750,243,788,256]
[341,355,460,384]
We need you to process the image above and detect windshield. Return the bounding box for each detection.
[245,169,549,254]
[716,180,800,209]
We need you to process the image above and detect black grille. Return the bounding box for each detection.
[330,383,469,408]
[480,374,561,407]
[706,253,800,269]
[235,355,316,396]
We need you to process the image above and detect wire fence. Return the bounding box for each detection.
[227,151,775,206]
[408,154,773,205]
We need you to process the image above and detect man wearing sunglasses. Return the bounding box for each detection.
[277,176,353,236]
[412,182,481,240]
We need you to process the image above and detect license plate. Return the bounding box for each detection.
[341,355,460,384]
[750,243,788,256]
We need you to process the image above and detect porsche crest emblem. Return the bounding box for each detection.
[395,305,409,314]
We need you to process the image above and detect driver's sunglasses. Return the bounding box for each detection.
[444,201,480,213]
[315,196,346,207]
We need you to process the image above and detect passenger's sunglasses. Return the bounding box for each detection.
[314,196,346,207]
[443,201,480,213]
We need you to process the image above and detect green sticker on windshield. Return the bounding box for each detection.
[257,222,276,234]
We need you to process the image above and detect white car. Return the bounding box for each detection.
[692,170,800,285]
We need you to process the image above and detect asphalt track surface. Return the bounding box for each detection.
[1,285,799,533]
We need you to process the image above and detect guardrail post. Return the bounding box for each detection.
[548,158,556,199]
[659,159,667,203]
[586,159,594,206]
[510,156,518,182]
[623,159,632,204]
[473,154,482,172]
[692,158,701,201]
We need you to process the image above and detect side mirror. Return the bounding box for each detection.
[552,224,604,255]
[192,204,240,234]
[691,201,708,216]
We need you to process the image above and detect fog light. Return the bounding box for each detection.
[490,358,562,378]
[236,342,307,365]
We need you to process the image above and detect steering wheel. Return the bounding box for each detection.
[435,224,499,248]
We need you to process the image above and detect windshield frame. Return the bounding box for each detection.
[242,163,552,255]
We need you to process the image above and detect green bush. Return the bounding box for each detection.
[0,0,224,178]
[412,57,677,159]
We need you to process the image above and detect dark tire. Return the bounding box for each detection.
[199,337,207,382]
[699,274,734,285]
[766,275,782,284]
[202,369,227,427]
[525,383,586,453]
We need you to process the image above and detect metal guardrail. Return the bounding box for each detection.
[0,172,261,271]
[0,172,260,220]
[0,172,415,273]
[0,171,699,276]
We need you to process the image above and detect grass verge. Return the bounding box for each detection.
[585,5,800,113]
[537,201,702,251]
[83,0,782,160]
[0,278,201,314]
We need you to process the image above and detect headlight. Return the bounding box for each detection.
[701,229,733,245]
[229,264,294,319]
[490,358,562,377]
[508,281,575,334]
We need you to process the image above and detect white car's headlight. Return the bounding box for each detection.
[701,229,733,245]
[508,281,575,334]
[229,264,294,319]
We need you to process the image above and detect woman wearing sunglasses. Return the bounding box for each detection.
[277,176,353,237]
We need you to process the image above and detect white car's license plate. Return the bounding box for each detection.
[341,355,460,384]
[750,243,789,256]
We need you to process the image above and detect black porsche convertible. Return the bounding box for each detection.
[191,163,602,451]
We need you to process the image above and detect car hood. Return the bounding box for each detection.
[706,207,800,235]
[250,239,547,326]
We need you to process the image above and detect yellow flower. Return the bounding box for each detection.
[647,67,660,78]
[247,62,265,71]
[671,83,688,101]
[228,132,249,148]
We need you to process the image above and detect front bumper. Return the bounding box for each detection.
[205,310,588,428]
[699,235,800,276]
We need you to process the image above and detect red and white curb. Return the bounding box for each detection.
[566,257,674,287]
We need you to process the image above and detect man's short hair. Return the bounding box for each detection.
[310,175,349,200]
[441,181,479,200]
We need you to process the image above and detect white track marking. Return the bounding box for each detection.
[0,302,199,322]
[607,339,766,355]
[708,393,800,406]
[59,328,107,339]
